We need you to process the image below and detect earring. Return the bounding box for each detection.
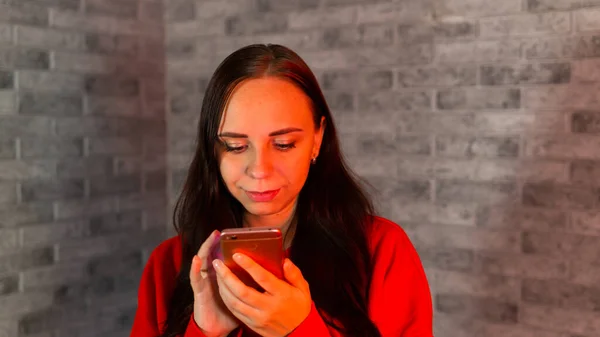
[311,156,317,164]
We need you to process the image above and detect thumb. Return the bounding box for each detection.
[283,259,309,294]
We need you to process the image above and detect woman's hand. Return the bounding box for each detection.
[212,254,312,337]
[190,231,240,337]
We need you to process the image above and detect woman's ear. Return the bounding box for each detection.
[313,116,326,157]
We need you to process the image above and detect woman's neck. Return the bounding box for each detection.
[243,202,297,249]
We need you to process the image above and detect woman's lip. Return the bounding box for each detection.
[245,189,280,202]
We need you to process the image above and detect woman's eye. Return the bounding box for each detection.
[275,142,296,151]
[225,144,246,153]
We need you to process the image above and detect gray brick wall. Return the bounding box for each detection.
[166,0,600,336]
[0,0,166,336]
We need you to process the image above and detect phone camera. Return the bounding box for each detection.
[230,235,237,240]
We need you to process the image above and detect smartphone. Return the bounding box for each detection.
[219,227,284,291]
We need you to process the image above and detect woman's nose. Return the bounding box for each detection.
[245,149,273,179]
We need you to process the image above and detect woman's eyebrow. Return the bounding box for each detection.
[218,127,304,138]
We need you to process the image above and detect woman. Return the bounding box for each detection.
[130,44,433,337]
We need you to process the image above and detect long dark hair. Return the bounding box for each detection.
[161,44,380,337]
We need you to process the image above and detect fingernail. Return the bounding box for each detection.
[212,259,222,269]
[233,253,243,261]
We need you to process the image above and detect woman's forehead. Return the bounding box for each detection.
[220,77,314,131]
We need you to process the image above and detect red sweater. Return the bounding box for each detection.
[130,217,434,337]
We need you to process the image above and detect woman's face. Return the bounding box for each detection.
[217,76,324,220]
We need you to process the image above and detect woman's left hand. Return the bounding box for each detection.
[212,254,312,337]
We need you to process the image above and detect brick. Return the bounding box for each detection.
[524,35,600,60]
[256,0,318,11]
[319,24,393,49]
[0,247,54,274]
[56,117,121,137]
[481,63,571,86]
[433,0,521,17]
[143,207,166,230]
[22,179,85,202]
[55,197,116,220]
[0,182,18,204]
[169,135,195,153]
[0,4,48,26]
[139,0,163,22]
[571,210,600,237]
[481,12,570,37]
[397,20,478,43]
[17,70,84,93]
[575,8,600,32]
[52,52,123,74]
[21,138,83,158]
[89,211,142,235]
[20,220,90,248]
[19,92,83,116]
[225,13,287,36]
[437,88,520,110]
[0,70,13,89]
[475,251,569,279]
[572,59,600,83]
[0,228,19,253]
[114,157,142,175]
[436,294,517,323]
[0,90,15,113]
[477,205,567,231]
[435,136,519,158]
[0,202,53,227]
[288,7,356,29]
[527,0,600,10]
[359,91,431,112]
[117,192,166,212]
[17,304,91,334]
[85,34,138,56]
[0,274,18,295]
[165,0,195,22]
[0,138,15,159]
[437,40,521,63]
[17,0,80,10]
[523,278,600,312]
[355,133,431,156]
[433,270,520,302]
[0,292,54,319]
[0,160,57,181]
[525,135,600,160]
[0,47,49,70]
[303,44,433,69]
[571,259,600,287]
[434,312,570,337]
[523,182,599,210]
[323,91,354,111]
[16,26,85,51]
[86,0,137,19]
[0,23,11,43]
[356,2,430,24]
[437,180,516,204]
[57,157,113,178]
[405,224,520,252]
[572,111,600,134]
[397,65,476,87]
[168,18,225,38]
[144,170,166,192]
[51,10,157,36]
[166,39,195,58]
[85,75,139,97]
[321,70,392,91]
[520,304,600,335]
[89,174,141,197]
[523,231,600,263]
[417,246,474,272]
[87,250,142,276]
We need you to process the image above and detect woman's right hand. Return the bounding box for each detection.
[190,230,239,337]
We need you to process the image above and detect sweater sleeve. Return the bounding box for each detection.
[368,221,434,337]
[129,247,208,337]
